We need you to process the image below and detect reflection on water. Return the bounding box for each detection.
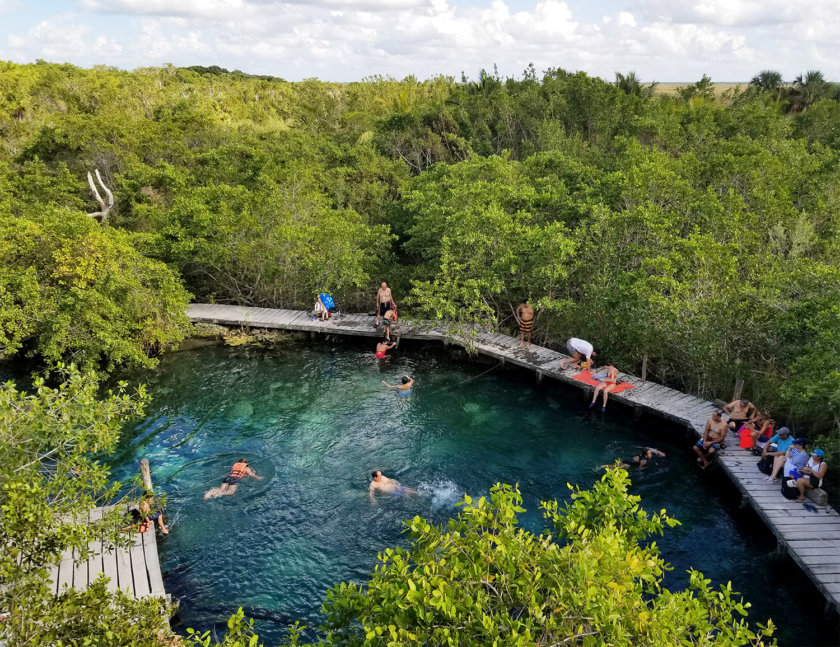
[108,342,836,646]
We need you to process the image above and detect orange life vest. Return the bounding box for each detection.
[230,462,248,478]
[138,518,153,533]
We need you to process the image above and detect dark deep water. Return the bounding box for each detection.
[83,339,838,646]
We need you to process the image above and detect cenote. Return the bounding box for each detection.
[107,339,837,646]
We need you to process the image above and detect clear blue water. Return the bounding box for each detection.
[107,341,837,646]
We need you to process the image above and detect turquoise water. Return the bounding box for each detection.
[108,341,836,646]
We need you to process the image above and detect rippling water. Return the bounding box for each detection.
[106,340,836,646]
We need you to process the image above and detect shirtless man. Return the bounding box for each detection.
[375,282,395,325]
[693,411,729,468]
[723,398,755,433]
[369,470,416,503]
[514,302,535,349]
[618,447,666,469]
[381,308,398,340]
[204,458,263,500]
[382,375,414,396]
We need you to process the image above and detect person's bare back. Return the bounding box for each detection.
[369,470,415,503]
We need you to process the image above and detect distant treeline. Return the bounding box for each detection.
[0,60,838,442]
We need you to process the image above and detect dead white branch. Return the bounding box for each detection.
[86,169,114,223]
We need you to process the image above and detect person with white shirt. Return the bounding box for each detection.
[560,337,596,370]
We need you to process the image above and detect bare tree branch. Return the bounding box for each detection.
[86,169,114,223]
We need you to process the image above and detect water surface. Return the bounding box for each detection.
[109,341,836,646]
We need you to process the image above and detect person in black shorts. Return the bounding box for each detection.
[204,458,263,500]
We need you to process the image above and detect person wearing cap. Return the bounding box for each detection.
[781,438,809,478]
[765,432,802,482]
[693,410,728,468]
[761,426,793,459]
[794,449,828,503]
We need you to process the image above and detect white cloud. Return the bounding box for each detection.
[1,1,838,82]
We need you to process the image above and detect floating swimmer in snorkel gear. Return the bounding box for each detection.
[203,458,263,500]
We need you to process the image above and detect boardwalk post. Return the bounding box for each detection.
[641,354,648,383]
[536,370,544,385]
[732,378,744,402]
[140,459,153,494]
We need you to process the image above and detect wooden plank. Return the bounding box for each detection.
[129,531,151,598]
[115,541,135,597]
[56,550,75,595]
[142,530,166,597]
[101,544,121,594]
[87,537,104,586]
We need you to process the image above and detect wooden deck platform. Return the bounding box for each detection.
[188,303,840,612]
[47,506,166,600]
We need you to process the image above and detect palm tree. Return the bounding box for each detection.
[789,70,828,112]
[614,72,658,99]
[749,70,783,94]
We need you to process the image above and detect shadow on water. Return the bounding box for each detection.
[104,339,838,646]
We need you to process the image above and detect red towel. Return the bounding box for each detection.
[571,370,636,394]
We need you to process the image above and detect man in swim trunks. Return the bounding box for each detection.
[590,362,619,411]
[203,458,263,500]
[514,302,535,349]
[723,398,755,433]
[382,375,414,396]
[375,339,396,359]
[369,470,417,503]
[375,282,395,326]
[381,308,398,340]
[693,411,729,468]
[560,337,597,370]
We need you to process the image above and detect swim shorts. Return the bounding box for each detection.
[394,484,406,497]
[696,440,720,450]
[223,476,242,485]
[379,302,390,316]
[520,318,533,333]
[397,389,412,397]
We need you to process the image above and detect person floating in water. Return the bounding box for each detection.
[375,339,396,359]
[369,470,416,503]
[204,458,263,500]
[617,447,666,469]
[514,302,535,349]
[382,375,413,396]
[590,362,619,411]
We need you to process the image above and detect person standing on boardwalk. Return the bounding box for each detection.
[375,282,395,326]
[590,362,619,411]
[560,338,596,370]
[514,302,535,349]
[693,411,728,468]
[204,458,263,500]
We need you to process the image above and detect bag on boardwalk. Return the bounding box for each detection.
[757,456,773,475]
[781,477,799,500]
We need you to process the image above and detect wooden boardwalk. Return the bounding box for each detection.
[188,303,840,612]
[47,506,166,600]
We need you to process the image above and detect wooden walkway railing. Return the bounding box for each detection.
[188,303,840,612]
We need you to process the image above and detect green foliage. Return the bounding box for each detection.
[314,476,773,646]
[0,366,175,646]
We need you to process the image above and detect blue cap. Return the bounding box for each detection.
[794,437,808,446]
[812,449,824,458]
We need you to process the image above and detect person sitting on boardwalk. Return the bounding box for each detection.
[794,449,828,503]
[589,362,619,411]
[560,338,596,370]
[314,293,335,322]
[369,470,417,503]
[723,398,755,434]
[204,458,263,500]
[514,302,535,349]
[693,411,728,468]
[375,282,395,326]
[381,307,398,340]
[124,497,169,534]
[772,437,809,484]
[382,375,413,396]
[375,339,397,359]
[760,426,793,481]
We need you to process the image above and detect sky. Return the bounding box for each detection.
[0,0,837,83]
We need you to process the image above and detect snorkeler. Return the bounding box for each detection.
[203,458,263,500]
[369,470,416,503]
[382,375,413,396]
[602,448,666,470]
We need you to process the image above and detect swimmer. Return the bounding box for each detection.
[203,458,263,500]
[382,375,414,396]
[369,470,417,504]
[375,339,396,359]
[614,447,665,469]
